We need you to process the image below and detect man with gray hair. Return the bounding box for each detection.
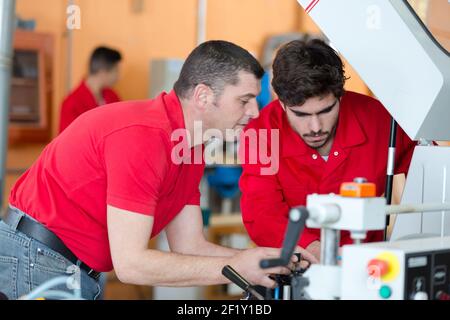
[0,40,315,300]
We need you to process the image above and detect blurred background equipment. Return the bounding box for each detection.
[149,59,184,99]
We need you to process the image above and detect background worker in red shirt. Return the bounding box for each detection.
[59,46,122,133]
[0,40,313,300]
[239,39,416,262]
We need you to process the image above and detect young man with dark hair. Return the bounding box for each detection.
[59,46,122,133]
[240,39,416,261]
[0,40,314,300]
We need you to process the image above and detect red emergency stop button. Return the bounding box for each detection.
[436,291,450,300]
[367,259,389,277]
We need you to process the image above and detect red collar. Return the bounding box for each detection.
[280,92,367,158]
[163,90,186,131]
[79,80,97,103]
[163,90,203,161]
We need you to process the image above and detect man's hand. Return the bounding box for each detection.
[227,247,298,288]
[292,245,320,270]
[305,241,321,263]
[294,245,319,264]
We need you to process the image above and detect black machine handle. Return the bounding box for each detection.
[222,265,251,291]
[260,206,309,269]
[221,265,264,300]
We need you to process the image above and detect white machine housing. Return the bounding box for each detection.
[306,194,386,232]
[391,146,450,240]
[341,236,450,300]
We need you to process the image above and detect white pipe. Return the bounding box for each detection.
[385,202,450,215]
[20,276,82,300]
[0,0,16,210]
[320,228,340,266]
[197,0,207,45]
[308,204,340,224]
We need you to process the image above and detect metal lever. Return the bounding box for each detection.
[260,207,309,269]
[222,265,264,300]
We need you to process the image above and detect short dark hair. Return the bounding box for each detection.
[89,46,122,75]
[272,39,347,107]
[174,40,264,99]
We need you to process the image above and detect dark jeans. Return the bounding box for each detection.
[0,207,101,300]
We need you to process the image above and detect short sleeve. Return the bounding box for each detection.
[183,146,204,206]
[186,189,201,206]
[102,126,171,215]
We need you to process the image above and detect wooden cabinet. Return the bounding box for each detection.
[8,30,53,144]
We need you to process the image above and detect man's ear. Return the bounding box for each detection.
[192,84,213,112]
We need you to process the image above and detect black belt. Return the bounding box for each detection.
[4,208,101,280]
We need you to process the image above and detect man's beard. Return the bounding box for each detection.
[303,125,337,151]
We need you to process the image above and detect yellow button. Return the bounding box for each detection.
[375,252,400,282]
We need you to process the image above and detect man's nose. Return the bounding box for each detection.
[246,100,260,119]
[309,115,322,133]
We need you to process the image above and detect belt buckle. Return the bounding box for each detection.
[87,268,100,280]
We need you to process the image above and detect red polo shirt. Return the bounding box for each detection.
[239,91,415,250]
[10,90,204,271]
[59,80,121,133]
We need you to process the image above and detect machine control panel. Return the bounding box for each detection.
[341,237,450,300]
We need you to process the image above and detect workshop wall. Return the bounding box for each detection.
[16,0,369,138]
[15,0,68,138]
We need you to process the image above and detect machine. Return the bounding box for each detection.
[224,180,450,300]
[341,236,450,300]
[302,182,450,300]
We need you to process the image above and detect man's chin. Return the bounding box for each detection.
[305,138,328,149]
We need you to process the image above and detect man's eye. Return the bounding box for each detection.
[293,111,308,117]
[241,100,249,106]
[318,107,333,115]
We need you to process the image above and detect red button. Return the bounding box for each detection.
[437,291,450,300]
[367,259,389,277]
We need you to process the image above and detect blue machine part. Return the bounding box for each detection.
[207,166,243,199]
[256,71,272,109]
